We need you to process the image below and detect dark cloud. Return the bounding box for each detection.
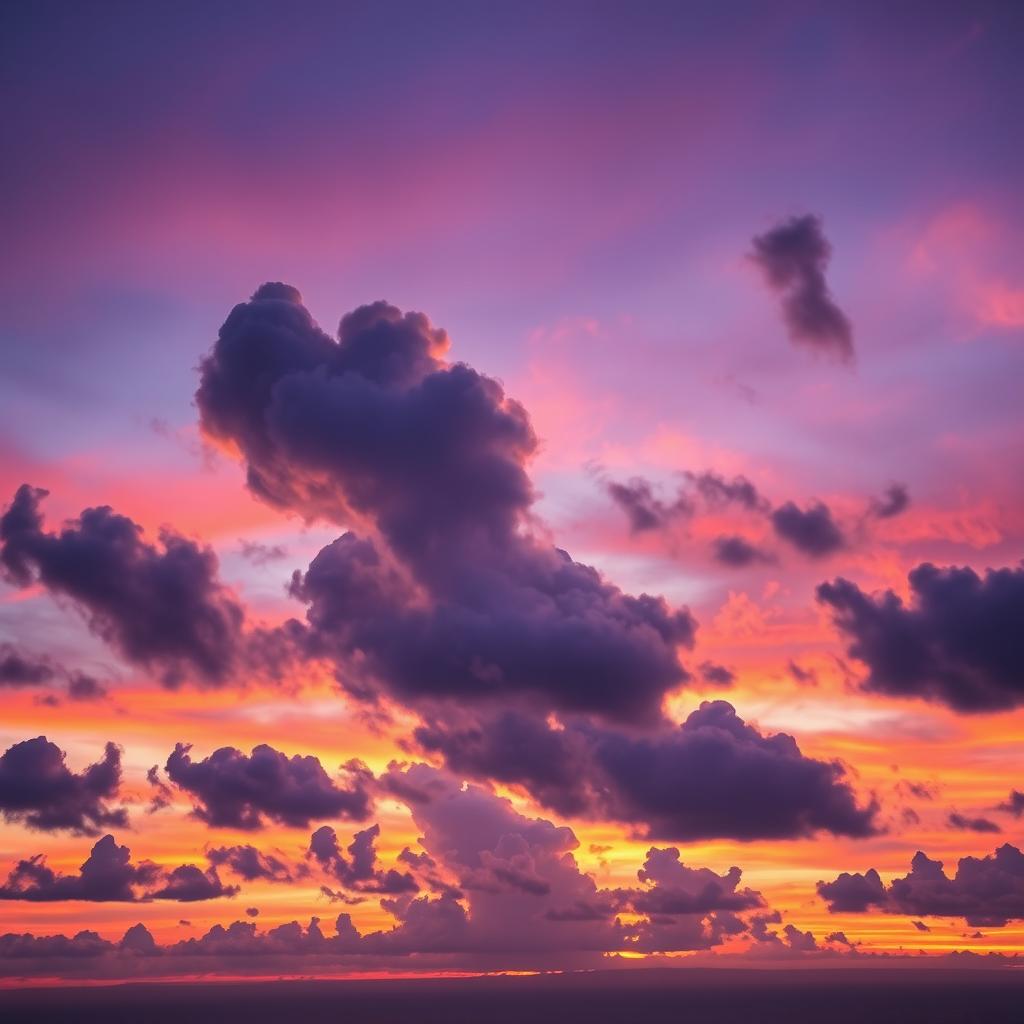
[750,214,853,361]
[818,844,1024,927]
[817,562,1024,711]
[0,836,154,902]
[0,485,249,686]
[308,824,417,895]
[0,929,115,960]
[207,845,297,883]
[712,535,772,567]
[0,737,126,835]
[414,701,878,841]
[948,813,1001,834]
[145,765,173,814]
[197,287,696,724]
[771,501,844,557]
[290,527,695,725]
[147,864,239,902]
[684,471,768,513]
[0,644,55,687]
[624,847,762,917]
[606,471,767,545]
[912,920,931,932]
[66,672,107,701]
[996,791,1024,818]
[0,835,237,903]
[606,478,691,533]
[165,742,372,830]
[870,483,910,519]
[697,661,735,687]
[246,907,259,917]
[816,868,888,912]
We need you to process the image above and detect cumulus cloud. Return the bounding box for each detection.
[0,485,254,687]
[380,765,761,956]
[818,562,1024,711]
[0,737,126,834]
[414,701,878,841]
[0,835,236,903]
[197,286,696,724]
[818,843,1024,926]
[308,824,417,894]
[750,214,853,361]
[771,501,844,557]
[165,742,373,830]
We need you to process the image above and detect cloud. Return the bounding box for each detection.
[750,214,853,361]
[0,644,55,687]
[817,562,1024,711]
[771,501,844,557]
[712,535,772,567]
[206,845,297,883]
[0,737,127,835]
[414,701,878,841]
[66,672,107,701]
[0,836,155,902]
[381,765,761,956]
[948,813,1001,834]
[0,485,252,686]
[818,843,1024,926]
[147,864,239,902]
[606,470,768,541]
[996,791,1024,818]
[308,824,418,895]
[684,471,768,513]
[870,483,910,519]
[606,478,691,533]
[0,835,235,903]
[165,742,373,830]
[697,661,735,687]
[816,868,888,912]
[197,286,696,724]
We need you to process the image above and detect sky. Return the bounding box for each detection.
[0,0,1023,985]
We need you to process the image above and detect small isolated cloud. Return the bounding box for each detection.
[750,214,854,361]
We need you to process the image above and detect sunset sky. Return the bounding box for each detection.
[1,0,1023,984]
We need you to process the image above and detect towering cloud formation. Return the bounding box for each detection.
[377,765,761,955]
[165,742,373,830]
[197,286,696,723]
[0,486,248,686]
[818,844,1024,927]
[414,701,878,841]
[0,738,126,835]
[818,562,1024,711]
[750,214,854,361]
